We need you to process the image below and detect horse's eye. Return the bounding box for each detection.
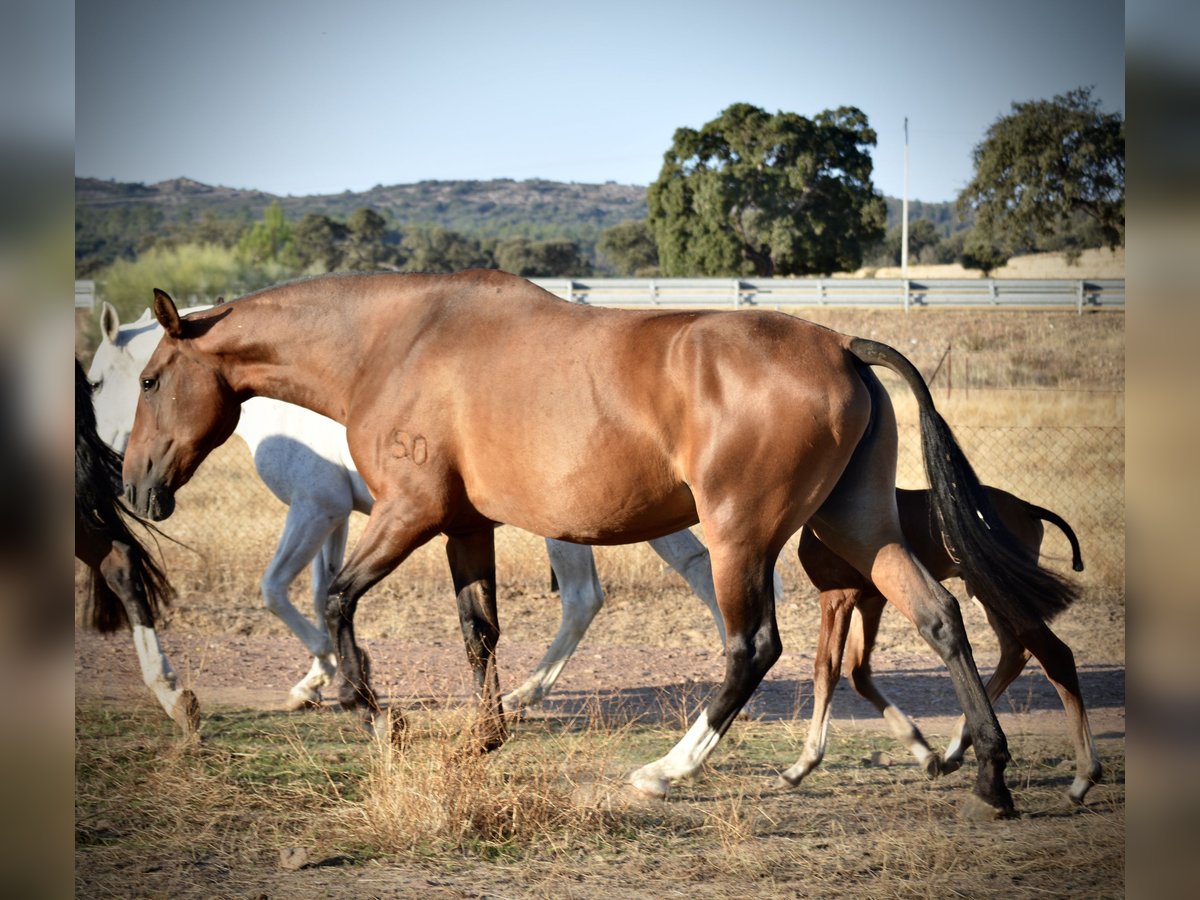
[141,377,157,392]
[89,377,103,394]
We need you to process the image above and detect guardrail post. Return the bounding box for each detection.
[817,279,825,306]
[566,280,574,304]
[732,279,740,309]
[903,279,910,313]
[649,279,658,306]
[988,279,998,305]
[1077,280,1085,315]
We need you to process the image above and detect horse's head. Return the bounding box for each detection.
[88,303,157,452]
[122,290,240,520]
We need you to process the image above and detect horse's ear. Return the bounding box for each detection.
[214,296,226,306]
[99,301,121,344]
[152,289,185,339]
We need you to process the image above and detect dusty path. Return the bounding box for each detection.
[75,628,1126,741]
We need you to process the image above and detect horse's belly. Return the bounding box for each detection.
[463,446,696,545]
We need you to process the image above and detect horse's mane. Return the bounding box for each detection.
[75,359,175,632]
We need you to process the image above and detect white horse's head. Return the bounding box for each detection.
[87,301,213,452]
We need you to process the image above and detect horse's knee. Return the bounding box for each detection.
[260,577,291,615]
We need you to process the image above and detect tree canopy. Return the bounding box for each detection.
[647,103,886,277]
[597,220,659,276]
[957,87,1125,254]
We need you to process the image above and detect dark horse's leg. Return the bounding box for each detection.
[78,528,199,734]
[445,530,506,751]
[325,501,439,730]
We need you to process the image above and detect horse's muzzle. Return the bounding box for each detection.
[124,482,176,521]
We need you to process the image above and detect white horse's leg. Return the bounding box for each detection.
[131,624,199,733]
[260,502,346,709]
[647,529,784,651]
[287,517,352,704]
[502,539,605,712]
[646,529,724,647]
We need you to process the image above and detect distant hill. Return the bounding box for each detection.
[75,175,959,276]
[76,176,651,273]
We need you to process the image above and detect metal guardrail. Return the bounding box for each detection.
[74,277,1125,313]
[531,278,1125,312]
[75,280,96,309]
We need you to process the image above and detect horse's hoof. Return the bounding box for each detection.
[629,770,671,799]
[958,793,1015,822]
[172,690,201,736]
[500,692,534,715]
[774,774,800,790]
[939,757,963,776]
[1067,776,1094,806]
[285,690,322,711]
[923,753,944,779]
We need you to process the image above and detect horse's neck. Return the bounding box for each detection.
[205,292,369,424]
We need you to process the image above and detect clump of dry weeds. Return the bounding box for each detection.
[344,705,645,859]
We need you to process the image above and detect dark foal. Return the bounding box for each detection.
[781,487,1099,803]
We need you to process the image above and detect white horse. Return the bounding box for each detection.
[90,301,782,711]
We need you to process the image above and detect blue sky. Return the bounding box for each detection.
[75,0,1124,203]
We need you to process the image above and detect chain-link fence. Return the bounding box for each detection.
[137,414,1124,615]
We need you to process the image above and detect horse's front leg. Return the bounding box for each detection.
[100,543,200,735]
[325,502,438,732]
[446,529,506,752]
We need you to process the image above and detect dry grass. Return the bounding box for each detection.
[76,698,1125,897]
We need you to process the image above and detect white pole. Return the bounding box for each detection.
[901,117,909,278]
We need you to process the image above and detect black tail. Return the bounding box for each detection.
[848,338,1078,631]
[1022,502,1086,573]
[76,359,175,632]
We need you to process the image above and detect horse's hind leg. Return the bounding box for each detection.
[842,593,942,777]
[504,539,604,713]
[1022,623,1102,803]
[445,530,506,751]
[942,612,1102,804]
[809,415,1014,816]
[777,586,855,787]
[630,545,781,798]
[100,543,199,734]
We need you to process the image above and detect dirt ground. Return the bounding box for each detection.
[76,575,1125,898]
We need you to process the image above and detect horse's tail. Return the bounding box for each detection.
[848,338,1078,631]
[1022,501,1086,573]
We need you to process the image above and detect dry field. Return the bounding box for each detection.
[75,308,1125,898]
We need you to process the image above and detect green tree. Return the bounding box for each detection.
[597,220,659,275]
[957,87,1124,253]
[647,103,886,277]
[959,233,1009,276]
[495,237,592,277]
[236,200,297,267]
[344,207,393,270]
[294,213,348,272]
[400,226,493,273]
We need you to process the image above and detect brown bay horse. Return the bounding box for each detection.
[121,270,1076,817]
[783,487,1100,803]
